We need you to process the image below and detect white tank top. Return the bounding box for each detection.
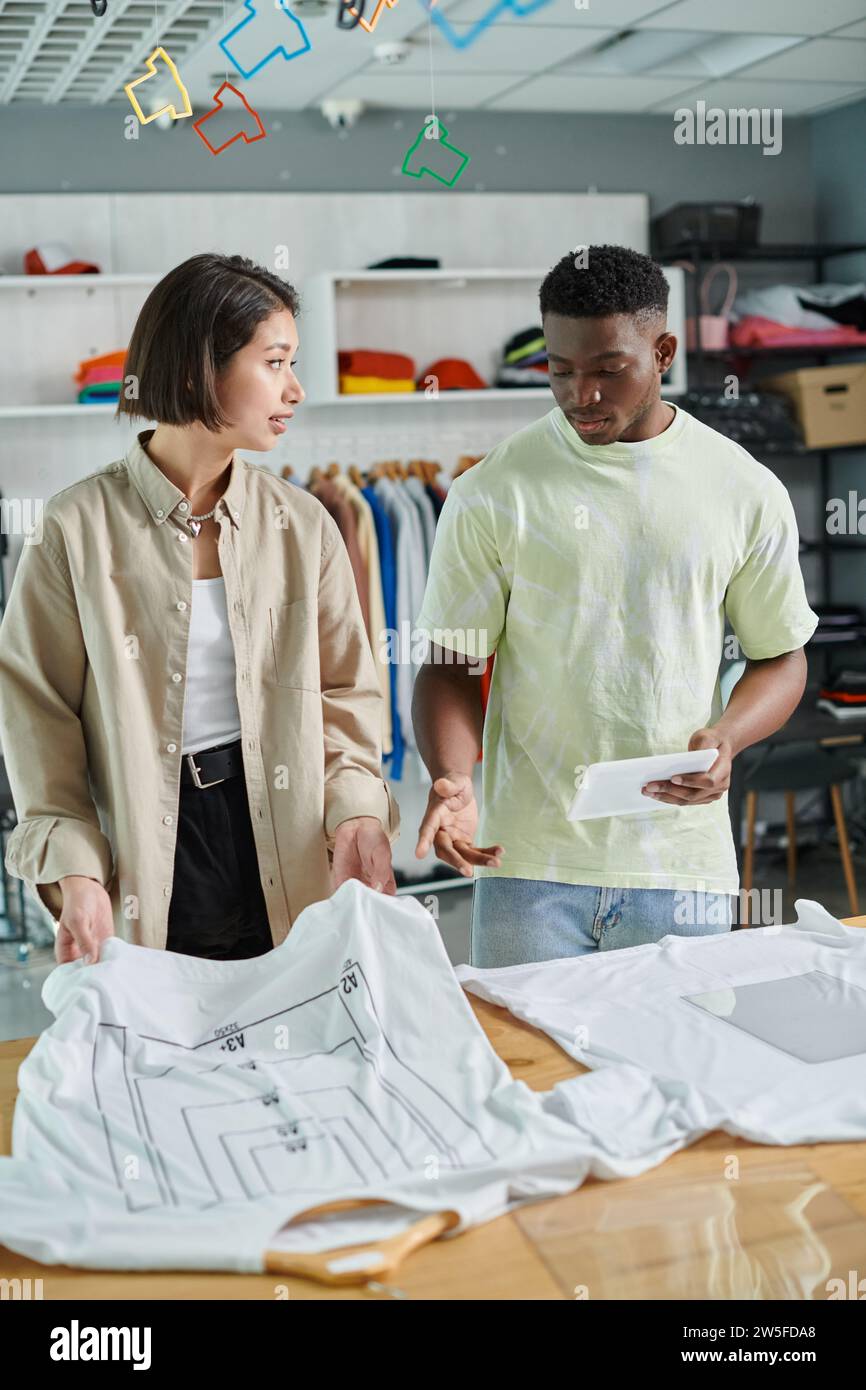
[181,578,243,755]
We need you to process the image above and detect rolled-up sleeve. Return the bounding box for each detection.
[0,519,115,925]
[316,516,400,849]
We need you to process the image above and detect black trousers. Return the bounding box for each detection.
[166,750,274,960]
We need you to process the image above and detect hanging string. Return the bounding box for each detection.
[427,0,437,130]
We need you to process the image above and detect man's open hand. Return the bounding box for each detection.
[416,772,504,877]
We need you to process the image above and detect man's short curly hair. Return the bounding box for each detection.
[539,244,668,325]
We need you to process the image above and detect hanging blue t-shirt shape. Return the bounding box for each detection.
[219,0,311,80]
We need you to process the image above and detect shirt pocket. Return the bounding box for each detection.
[268,599,319,691]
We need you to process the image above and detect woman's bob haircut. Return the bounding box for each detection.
[116,252,301,432]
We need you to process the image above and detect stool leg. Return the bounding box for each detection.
[830,784,859,916]
[743,791,757,927]
[785,791,797,890]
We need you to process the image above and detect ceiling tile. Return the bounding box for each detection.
[638,0,866,37]
[395,23,614,72]
[831,19,866,38]
[558,30,804,78]
[325,70,521,107]
[438,0,662,26]
[484,72,702,110]
[736,37,866,82]
[648,76,866,116]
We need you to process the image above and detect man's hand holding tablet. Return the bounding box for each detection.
[642,728,732,805]
[568,730,731,821]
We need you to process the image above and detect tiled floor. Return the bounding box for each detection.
[1,844,861,1045]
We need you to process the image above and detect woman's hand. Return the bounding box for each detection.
[55,875,115,964]
[332,817,397,895]
[415,772,504,878]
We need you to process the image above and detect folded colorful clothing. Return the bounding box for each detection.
[75,349,126,385]
[417,358,487,390]
[729,315,866,350]
[78,365,124,387]
[339,375,416,394]
[338,349,416,379]
[78,386,120,403]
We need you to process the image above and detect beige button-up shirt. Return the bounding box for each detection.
[0,430,400,949]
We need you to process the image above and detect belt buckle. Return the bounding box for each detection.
[187,753,225,790]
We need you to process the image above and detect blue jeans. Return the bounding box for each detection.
[470,877,735,967]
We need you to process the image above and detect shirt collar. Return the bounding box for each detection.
[125,429,246,530]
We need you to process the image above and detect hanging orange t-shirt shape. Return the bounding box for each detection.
[194,84,266,156]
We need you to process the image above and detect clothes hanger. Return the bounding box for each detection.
[454,454,483,478]
[264,1199,458,1286]
[348,465,365,488]
[280,464,294,479]
[326,461,341,479]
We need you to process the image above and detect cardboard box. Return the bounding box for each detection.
[762,363,866,450]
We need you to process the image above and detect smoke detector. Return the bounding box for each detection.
[373,41,412,65]
[319,98,365,131]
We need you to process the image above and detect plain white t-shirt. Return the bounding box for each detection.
[181,577,242,755]
[458,900,866,1146]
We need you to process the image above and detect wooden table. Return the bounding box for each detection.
[3,924,866,1300]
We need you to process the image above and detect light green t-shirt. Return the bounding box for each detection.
[414,403,819,893]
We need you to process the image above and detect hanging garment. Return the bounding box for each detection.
[0,880,714,1273]
[404,474,438,569]
[425,482,447,519]
[329,473,392,758]
[372,478,428,756]
[362,485,404,780]
[457,900,866,1146]
[309,475,370,632]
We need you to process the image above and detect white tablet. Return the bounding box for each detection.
[566,748,720,821]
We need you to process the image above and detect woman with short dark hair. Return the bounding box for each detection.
[0,252,399,964]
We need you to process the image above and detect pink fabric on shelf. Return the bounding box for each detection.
[78,365,125,386]
[729,315,866,350]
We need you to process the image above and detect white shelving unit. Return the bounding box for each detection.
[303,266,687,405]
[0,264,686,417]
[0,274,159,290]
[0,273,159,416]
[0,403,120,418]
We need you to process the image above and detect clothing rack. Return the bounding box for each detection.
[278,456,494,892]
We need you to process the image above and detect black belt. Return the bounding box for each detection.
[181,740,244,790]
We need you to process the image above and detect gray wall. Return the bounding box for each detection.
[0,103,816,242]
[3,97,863,616]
